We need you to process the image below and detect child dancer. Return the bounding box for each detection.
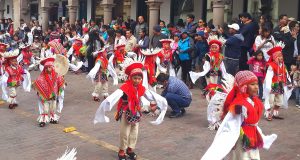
[32,57,66,127]
[157,39,175,76]
[201,71,277,160]
[264,42,292,121]
[94,57,168,160]
[189,35,227,85]
[2,49,28,109]
[87,48,117,102]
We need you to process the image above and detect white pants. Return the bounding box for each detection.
[231,138,260,160]
[119,115,139,150]
[269,94,283,107]
[37,100,59,123]
[7,87,17,104]
[92,81,108,97]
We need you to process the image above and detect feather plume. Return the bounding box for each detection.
[57,148,77,160]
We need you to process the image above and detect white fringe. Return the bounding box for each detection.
[57,147,77,160]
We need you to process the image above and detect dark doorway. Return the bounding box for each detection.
[30,3,39,20]
[137,0,148,22]
[202,0,207,22]
[243,0,248,12]
[79,0,87,20]
[49,3,58,22]
[298,0,300,20]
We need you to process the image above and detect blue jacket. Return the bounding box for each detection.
[224,34,244,59]
[178,37,194,61]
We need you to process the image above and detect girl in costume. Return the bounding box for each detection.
[247,50,266,99]
[264,42,293,121]
[201,71,277,160]
[94,57,168,160]
[32,57,66,127]
[189,35,227,85]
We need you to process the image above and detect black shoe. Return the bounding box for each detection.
[142,110,150,115]
[50,120,58,124]
[169,112,182,118]
[118,154,127,160]
[126,150,137,160]
[8,104,15,109]
[181,108,186,115]
[39,122,46,127]
[272,115,284,120]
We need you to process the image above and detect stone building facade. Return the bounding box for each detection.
[1,0,299,35]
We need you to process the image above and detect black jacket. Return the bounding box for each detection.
[281,32,300,64]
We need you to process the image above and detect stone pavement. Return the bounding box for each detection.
[0,71,299,160]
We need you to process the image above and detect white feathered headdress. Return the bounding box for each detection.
[1,49,19,59]
[207,35,226,47]
[118,55,145,81]
[140,48,162,56]
[267,41,285,57]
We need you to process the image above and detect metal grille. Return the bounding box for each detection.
[173,0,194,16]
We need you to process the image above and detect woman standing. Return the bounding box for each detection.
[254,27,275,61]
[86,30,104,72]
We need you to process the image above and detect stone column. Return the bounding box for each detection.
[146,0,163,38]
[101,0,115,25]
[21,0,30,23]
[13,0,21,30]
[212,0,225,27]
[0,0,5,19]
[41,7,49,32]
[40,0,49,32]
[68,0,78,25]
[0,9,4,20]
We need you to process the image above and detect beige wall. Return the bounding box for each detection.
[232,0,244,19]
[160,0,171,23]
[278,0,298,20]
[130,0,137,20]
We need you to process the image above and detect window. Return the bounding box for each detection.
[7,5,9,14]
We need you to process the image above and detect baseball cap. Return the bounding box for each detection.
[228,23,240,31]
[153,25,161,32]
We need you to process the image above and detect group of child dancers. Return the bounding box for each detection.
[0,33,294,160]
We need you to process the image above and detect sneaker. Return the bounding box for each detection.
[296,104,300,107]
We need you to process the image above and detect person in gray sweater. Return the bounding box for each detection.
[134,16,148,38]
[150,25,167,48]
